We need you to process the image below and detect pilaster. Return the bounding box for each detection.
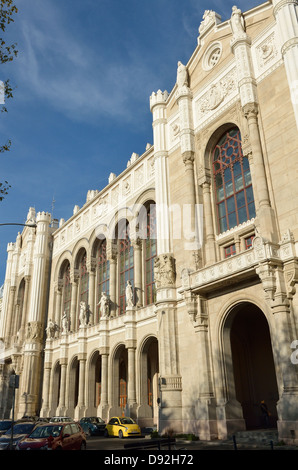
[150,90,171,255]
[273,0,298,128]
[18,211,51,418]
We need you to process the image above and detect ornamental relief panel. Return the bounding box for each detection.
[194,67,238,129]
[252,29,282,81]
[257,32,278,68]
[167,117,180,150]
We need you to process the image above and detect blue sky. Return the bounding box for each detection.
[0,0,261,285]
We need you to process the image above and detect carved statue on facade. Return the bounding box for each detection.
[230,5,246,37]
[176,61,189,89]
[79,301,87,326]
[126,280,134,308]
[46,319,56,339]
[98,292,110,318]
[62,311,69,333]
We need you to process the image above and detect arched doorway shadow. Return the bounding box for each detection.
[224,302,279,430]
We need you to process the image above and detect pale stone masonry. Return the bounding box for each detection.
[1,1,298,443]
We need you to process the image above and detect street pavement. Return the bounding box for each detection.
[85,434,298,451]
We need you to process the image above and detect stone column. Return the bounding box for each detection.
[77,358,86,409]
[18,211,51,418]
[5,286,16,342]
[175,69,200,254]
[70,270,79,332]
[127,346,137,407]
[40,364,51,417]
[0,243,15,340]
[132,239,142,307]
[230,6,278,242]
[87,257,96,325]
[150,89,171,255]
[57,362,67,415]
[98,317,110,419]
[106,241,117,317]
[192,296,217,440]
[19,275,31,344]
[124,306,137,416]
[98,351,109,420]
[54,280,63,326]
[150,85,183,433]
[75,325,87,418]
[154,254,182,433]
[200,176,217,265]
[273,0,298,128]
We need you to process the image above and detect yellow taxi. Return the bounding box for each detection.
[104,417,141,438]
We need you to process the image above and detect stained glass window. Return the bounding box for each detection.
[79,253,89,325]
[62,263,71,319]
[118,221,134,315]
[145,204,156,305]
[96,239,110,321]
[213,128,255,233]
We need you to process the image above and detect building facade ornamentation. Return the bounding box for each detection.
[1,1,298,444]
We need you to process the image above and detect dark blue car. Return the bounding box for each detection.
[79,417,106,436]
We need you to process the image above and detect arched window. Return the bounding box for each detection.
[79,252,89,315]
[62,262,71,320]
[118,220,134,315]
[145,203,156,305]
[213,128,255,233]
[96,239,110,321]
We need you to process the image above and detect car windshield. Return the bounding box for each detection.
[29,425,63,438]
[90,418,104,424]
[0,421,11,430]
[5,423,34,435]
[119,418,135,425]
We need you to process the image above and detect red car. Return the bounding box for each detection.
[16,422,86,450]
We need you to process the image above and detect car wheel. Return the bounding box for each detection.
[118,430,123,439]
[88,429,92,437]
[80,441,87,450]
[104,429,109,438]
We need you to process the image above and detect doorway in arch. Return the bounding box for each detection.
[226,302,279,429]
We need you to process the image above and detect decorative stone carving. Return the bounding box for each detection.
[198,68,237,116]
[46,319,56,339]
[171,121,180,138]
[126,281,134,308]
[255,262,277,301]
[26,321,43,342]
[198,10,221,36]
[62,311,69,333]
[230,5,246,38]
[98,292,110,318]
[79,301,87,327]
[176,61,189,89]
[154,254,176,288]
[257,33,278,68]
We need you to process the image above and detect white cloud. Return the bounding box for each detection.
[12,0,159,125]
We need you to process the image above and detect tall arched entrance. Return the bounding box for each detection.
[225,302,279,430]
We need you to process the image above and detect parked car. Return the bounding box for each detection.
[49,416,73,423]
[79,417,106,436]
[16,422,86,450]
[36,417,50,423]
[0,421,37,450]
[104,417,141,438]
[21,415,39,422]
[0,420,12,436]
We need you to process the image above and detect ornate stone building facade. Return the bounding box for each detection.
[1,1,298,443]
